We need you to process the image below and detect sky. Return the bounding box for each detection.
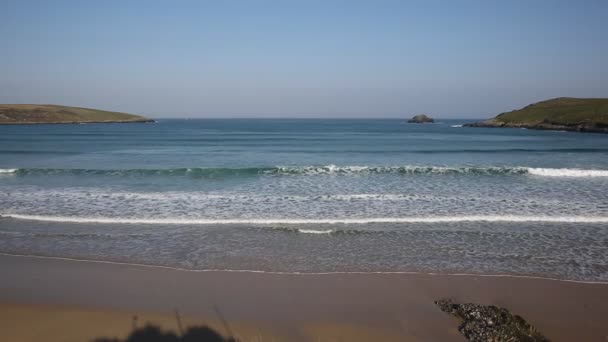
[1,0,607,118]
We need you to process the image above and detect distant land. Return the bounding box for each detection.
[465,97,608,133]
[0,104,153,124]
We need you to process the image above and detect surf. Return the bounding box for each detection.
[2,165,608,177]
[527,168,608,177]
[3,214,608,224]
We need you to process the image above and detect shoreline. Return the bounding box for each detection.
[463,120,608,134]
[2,252,607,285]
[1,253,607,341]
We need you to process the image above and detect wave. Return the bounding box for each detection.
[270,165,531,175]
[0,167,270,177]
[272,148,608,154]
[5,148,608,155]
[3,214,608,224]
[527,168,608,177]
[422,148,608,153]
[0,150,78,155]
[1,165,608,177]
[297,229,334,234]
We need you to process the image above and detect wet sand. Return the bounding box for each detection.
[0,254,607,341]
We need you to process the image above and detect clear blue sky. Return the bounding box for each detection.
[2,0,607,118]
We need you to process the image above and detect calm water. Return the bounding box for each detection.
[1,119,608,280]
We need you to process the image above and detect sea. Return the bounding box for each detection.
[1,119,607,281]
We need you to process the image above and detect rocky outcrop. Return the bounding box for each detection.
[464,119,608,133]
[435,299,549,342]
[408,114,434,123]
[464,97,608,134]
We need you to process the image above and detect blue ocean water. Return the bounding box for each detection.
[1,119,607,280]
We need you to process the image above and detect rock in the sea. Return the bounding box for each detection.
[435,299,549,342]
[408,114,434,123]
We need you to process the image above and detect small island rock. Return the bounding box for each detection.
[408,114,434,123]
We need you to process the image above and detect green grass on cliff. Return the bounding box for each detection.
[494,97,608,125]
[0,104,150,124]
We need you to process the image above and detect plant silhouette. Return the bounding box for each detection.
[94,323,237,342]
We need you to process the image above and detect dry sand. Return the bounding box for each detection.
[0,254,607,341]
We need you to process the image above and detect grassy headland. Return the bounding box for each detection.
[465,97,608,133]
[0,104,153,124]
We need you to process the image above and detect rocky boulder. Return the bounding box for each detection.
[408,114,434,123]
[435,299,549,342]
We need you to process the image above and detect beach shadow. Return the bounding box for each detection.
[94,323,236,342]
[181,326,232,342]
[94,305,239,342]
[94,308,238,342]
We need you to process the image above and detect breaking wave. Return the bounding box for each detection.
[2,214,608,224]
[1,166,608,177]
[527,168,608,177]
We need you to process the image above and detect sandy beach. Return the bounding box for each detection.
[3,1,608,341]
[1,254,607,341]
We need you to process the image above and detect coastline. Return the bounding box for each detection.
[463,98,608,134]
[1,254,607,341]
[0,104,154,125]
[464,119,608,134]
[0,119,155,125]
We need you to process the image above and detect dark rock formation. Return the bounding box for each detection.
[408,114,434,123]
[435,299,549,342]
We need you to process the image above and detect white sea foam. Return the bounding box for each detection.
[527,168,608,177]
[297,229,334,234]
[3,166,608,177]
[3,214,608,224]
[451,125,463,128]
[270,165,529,175]
[328,194,409,201]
